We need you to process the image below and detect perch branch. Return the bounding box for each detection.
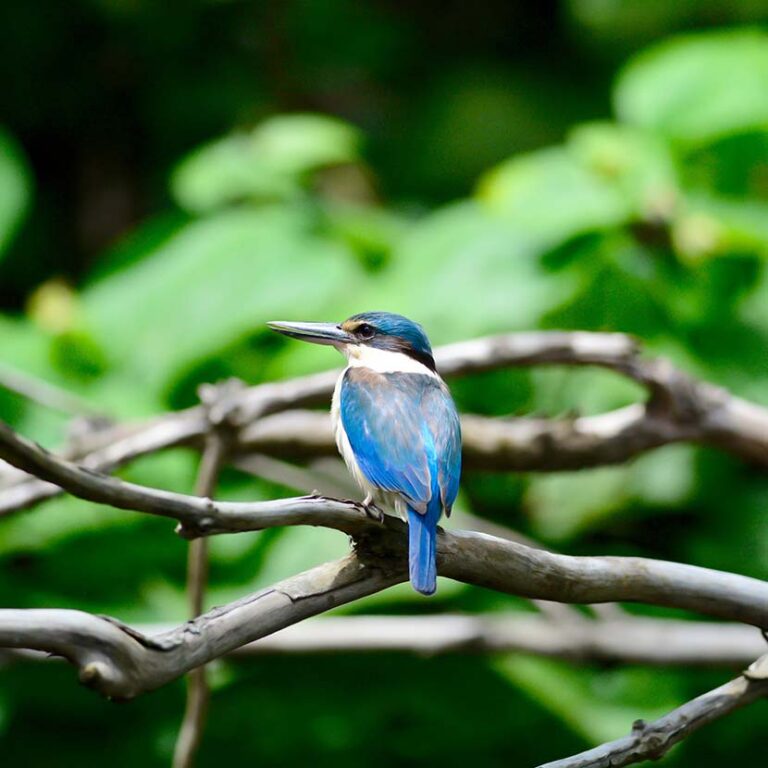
[0,419,767,627]
[0,412,767,627]
[233,450,616,623]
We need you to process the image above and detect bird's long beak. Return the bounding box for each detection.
[267,320,353,346]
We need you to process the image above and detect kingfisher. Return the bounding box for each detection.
[268,312,461,595]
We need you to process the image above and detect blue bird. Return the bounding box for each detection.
[268,312,461,595]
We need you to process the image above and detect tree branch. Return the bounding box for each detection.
[0,411,206,515]
[0,554,398,699]
[6,615,766,668]
[235,405,676,471]
[0,418,767,628]
[537,672,768,768]
[184,615,768,667]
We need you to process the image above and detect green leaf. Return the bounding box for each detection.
[363,201,580,342]
[87,212,189,283]
[0,127,31,258]
[629,445,695,508]
[739,263,768,347]
[0,315,52,378]
[497,656,682,745]
[683,132,768,198]
[237,527,350,592]
[615,29,768,144]
[543,235,675,339]
[568,122,678,219]
[530,366,644,417]
[322,202,410,269]
[526,442,695,542]
[83,206,363,393]
[677,194,768,258]
[477,147,630,244]
[171,114,362,213]
[526,466,631,542]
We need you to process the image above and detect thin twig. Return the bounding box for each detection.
[172,432,227,768]
[0,363,105,418]
[537,672,768,768]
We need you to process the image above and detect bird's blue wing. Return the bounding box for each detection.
[423,382,462,514]
[340,368,461,512]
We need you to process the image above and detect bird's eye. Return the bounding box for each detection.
[356,323,375,340]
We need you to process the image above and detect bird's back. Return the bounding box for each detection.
[334,366,461,514]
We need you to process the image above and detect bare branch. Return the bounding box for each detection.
[227,330,641,424]
[437,529,768,627]
[538,672,768,768]
[212,615,768,667]
[236,387,768,471]
[235,406,675,471]
[215,330,768,468]
[0,411,207,516]
[7,615,765,668]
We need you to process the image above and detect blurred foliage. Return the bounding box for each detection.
[2,3,768,766]
[0,128,31,259]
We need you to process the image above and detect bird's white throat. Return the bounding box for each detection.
[341,344,438,377]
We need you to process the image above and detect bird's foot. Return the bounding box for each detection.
[361,494,385,524]
[334,494,385,523]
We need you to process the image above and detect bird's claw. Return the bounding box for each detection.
[361,495,385,523]
[337,495,385,524]
[363,502,385,523]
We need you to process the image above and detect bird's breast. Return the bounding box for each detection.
[332,371,370,492]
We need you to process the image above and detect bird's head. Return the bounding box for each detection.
[268,311,436,372]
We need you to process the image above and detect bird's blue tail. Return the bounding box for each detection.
[407,498,441,596]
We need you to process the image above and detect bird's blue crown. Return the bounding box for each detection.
[342,311,435,371]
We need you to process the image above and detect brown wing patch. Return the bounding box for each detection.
[345,367,387,386]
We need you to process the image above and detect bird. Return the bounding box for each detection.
[267,311,461,595]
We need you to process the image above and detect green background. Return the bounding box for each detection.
[1,2,768,765]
